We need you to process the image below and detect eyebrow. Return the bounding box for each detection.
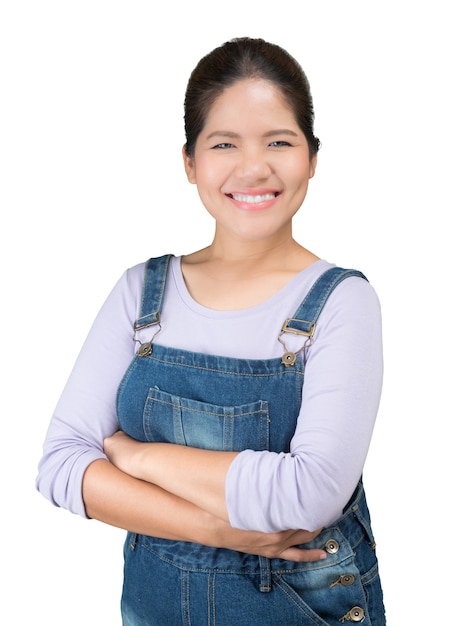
[205,129,299,140]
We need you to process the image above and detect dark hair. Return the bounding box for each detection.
[184,37,321,158]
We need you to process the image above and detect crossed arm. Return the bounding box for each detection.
[43,267,381,563]
[104,431,236,522]
[83,442,327,563]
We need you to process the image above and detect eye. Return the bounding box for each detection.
[212,143,235,150]
[269,140,292,148]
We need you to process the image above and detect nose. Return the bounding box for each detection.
[236,148,272,181]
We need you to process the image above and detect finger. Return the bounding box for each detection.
[279,548,327,563]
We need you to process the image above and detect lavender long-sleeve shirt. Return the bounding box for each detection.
[36,255,383,532]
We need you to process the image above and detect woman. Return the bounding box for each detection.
[37,37,386,624]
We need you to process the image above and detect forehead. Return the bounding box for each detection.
[205,79,297,126]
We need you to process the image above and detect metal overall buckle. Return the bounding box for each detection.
[278,318,315,366]
[133,313,161,357]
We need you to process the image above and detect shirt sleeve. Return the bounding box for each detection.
[35,265,144,518]
[225,276,383,533]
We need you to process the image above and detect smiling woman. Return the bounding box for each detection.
[182,78,316,248]
[36,37,386,625]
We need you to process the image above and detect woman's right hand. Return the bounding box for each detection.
[212,520,327,562]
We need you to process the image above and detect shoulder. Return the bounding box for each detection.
[301,267,383,371]
[115,260,147,301]
[327,271,381,315]
[122,254,175,292]
[314,268,382,340]
[287,260,380,306]
[119,254,179,305]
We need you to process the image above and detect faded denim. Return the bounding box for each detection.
[116,255,386,625]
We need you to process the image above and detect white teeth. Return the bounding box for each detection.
[231,193,276,203]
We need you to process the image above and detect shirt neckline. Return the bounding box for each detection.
[170,255,331,319]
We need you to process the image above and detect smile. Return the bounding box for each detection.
[229,192,279,203]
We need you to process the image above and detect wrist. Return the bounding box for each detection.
[133,443,156,482]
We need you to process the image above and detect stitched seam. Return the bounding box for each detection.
[272,576,324,624]
[148,398,268,417]
[144,355,305,378]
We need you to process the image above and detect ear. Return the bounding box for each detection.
[182,145,196,184]
[309,154,317,179]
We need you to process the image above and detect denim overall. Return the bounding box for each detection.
[116,255,386,625]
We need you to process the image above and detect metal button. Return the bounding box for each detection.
[281,351,296,366]
[325,539,340,554]
[349,606,365,622]
[330,573,356,589]
[137,342,152,357]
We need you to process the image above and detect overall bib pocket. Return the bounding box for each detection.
[143,387,271,451]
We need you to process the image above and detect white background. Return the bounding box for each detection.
[1,1,468,624]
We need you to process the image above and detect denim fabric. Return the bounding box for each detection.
[116,255,386,625]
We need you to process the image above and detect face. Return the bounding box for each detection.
[183,79,317,244]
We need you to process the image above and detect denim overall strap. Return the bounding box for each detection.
[283,267,368,336]
[134,254,173,331]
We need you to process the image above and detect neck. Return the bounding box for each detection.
[184,238,318,278]
[180,229,320,310]
[206,225,306,265]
